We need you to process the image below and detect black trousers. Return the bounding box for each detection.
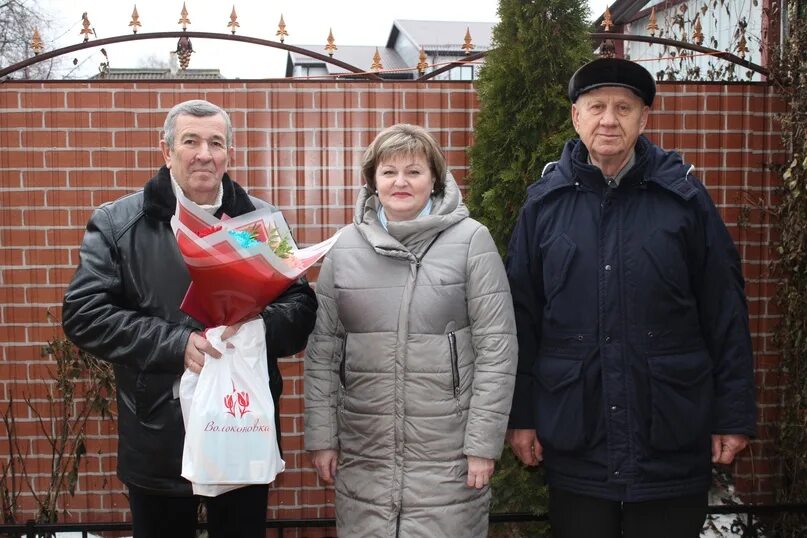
[129,484,270,538]
[548,486,708,538]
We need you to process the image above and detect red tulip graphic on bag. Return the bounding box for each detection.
[237,391,251,418]
[224,392,236,417]
[223,380,251,419]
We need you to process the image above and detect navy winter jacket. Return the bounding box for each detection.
[506,136,756,501]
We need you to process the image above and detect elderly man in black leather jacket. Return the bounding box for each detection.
[62,99,317,538]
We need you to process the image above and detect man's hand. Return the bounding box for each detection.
[184,331,221,374]
[466,456,495,489]
[311,449,338,484]
[220,316,261,345]
[506,428,543,466]
[711,434,749,464]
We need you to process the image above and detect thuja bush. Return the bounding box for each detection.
[466,0,593,253]
[770,1,807,536]
[467,0,591,527]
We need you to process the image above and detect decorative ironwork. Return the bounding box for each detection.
[129,6,141,34]
[736,33,749,58]
[80,12,94,42]
[227,6,239,34]
[692,15,704,45]
[370,47,383,71]
[178,2,190,30]
[601,6,613,32]
[31,29,44,55]
[599,39,616,58]
[647,7,658,37]
[277,14,288,43]
[325,28,336,56]
[177,35,193,69]
[462,27,474,55]
[416,47,428,75]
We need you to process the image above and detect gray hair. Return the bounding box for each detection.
[162,99,233,148]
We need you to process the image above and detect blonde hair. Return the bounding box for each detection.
[361,124,447,195]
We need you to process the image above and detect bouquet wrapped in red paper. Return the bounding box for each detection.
[170,188,340,328]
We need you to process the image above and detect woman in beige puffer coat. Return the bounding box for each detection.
[304,124,517,537]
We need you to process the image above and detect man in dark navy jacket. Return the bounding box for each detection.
[505,58,755,538]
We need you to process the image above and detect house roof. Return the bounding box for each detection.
[286,46,412,77]
[591,0,655,29]
[91,68,223,80]
[386,19,495,51]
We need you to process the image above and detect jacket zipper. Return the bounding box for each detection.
[448,331,461,415]
[338,336,347,389]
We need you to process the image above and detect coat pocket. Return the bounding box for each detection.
[534,355,586,451]
[447,332,461,415]
[135,372,175,428]
[541,233,576,304]
[647,350,713,451]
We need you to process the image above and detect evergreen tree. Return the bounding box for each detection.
[470,2,592,534]
[467,0,593,253]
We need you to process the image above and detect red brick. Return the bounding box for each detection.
[0,129,20,147]
[0,91,20,108]
[405,91,447,109]
[66,91,114,109]
[21,130,68,148]
[113,130,157,148]
[114,92,158,109]
[91,150,137,168]
[20,92,66,109]
[44,151,91,168]
[0,190,45,205]
[26,286,69,304]
[25,248,71,266]
[2,149,44,167]
[0,228,47,247]
[22,170,67,188]
[46,227,86,248]
[68,131,114,148]
[361,91,396,108]
[23,208,70,227]
[90,111,136,129]
[1,111,44,128]
[45,189,93,207]
[3,267,47,285]
[45,111,91,128]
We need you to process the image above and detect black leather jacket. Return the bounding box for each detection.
[62,166,317,495]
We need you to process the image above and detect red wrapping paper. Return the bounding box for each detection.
[171,189,340,327]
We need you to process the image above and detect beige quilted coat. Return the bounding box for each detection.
[304,175,517,537]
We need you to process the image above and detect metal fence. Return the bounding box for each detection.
[1,505,806,538]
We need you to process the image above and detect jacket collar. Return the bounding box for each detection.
[528,135,697,202]
[143,165,256,222]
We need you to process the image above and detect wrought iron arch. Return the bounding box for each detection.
[1,30,767,81]
[0,31,382,80]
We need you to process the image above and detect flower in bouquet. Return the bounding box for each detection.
[171,189,340,328]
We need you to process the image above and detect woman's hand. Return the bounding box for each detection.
[311,449,339,484]
[466,456,495,489]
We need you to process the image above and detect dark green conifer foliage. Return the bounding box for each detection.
[467,0,593,253]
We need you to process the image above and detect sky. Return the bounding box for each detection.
[37,0,612,79]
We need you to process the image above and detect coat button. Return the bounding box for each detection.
[613,471,620,477]
[604,336,611,343]
[604,264,612,271]
[647,331,654,338]
[610,405,617,412]
[577,335,584,342]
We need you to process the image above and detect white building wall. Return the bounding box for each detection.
[621,0,763,81]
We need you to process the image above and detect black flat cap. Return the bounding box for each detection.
[568,58,656,106]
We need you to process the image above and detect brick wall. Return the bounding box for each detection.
[0,80,784,525]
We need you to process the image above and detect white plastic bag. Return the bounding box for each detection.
[179,318,285,497]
